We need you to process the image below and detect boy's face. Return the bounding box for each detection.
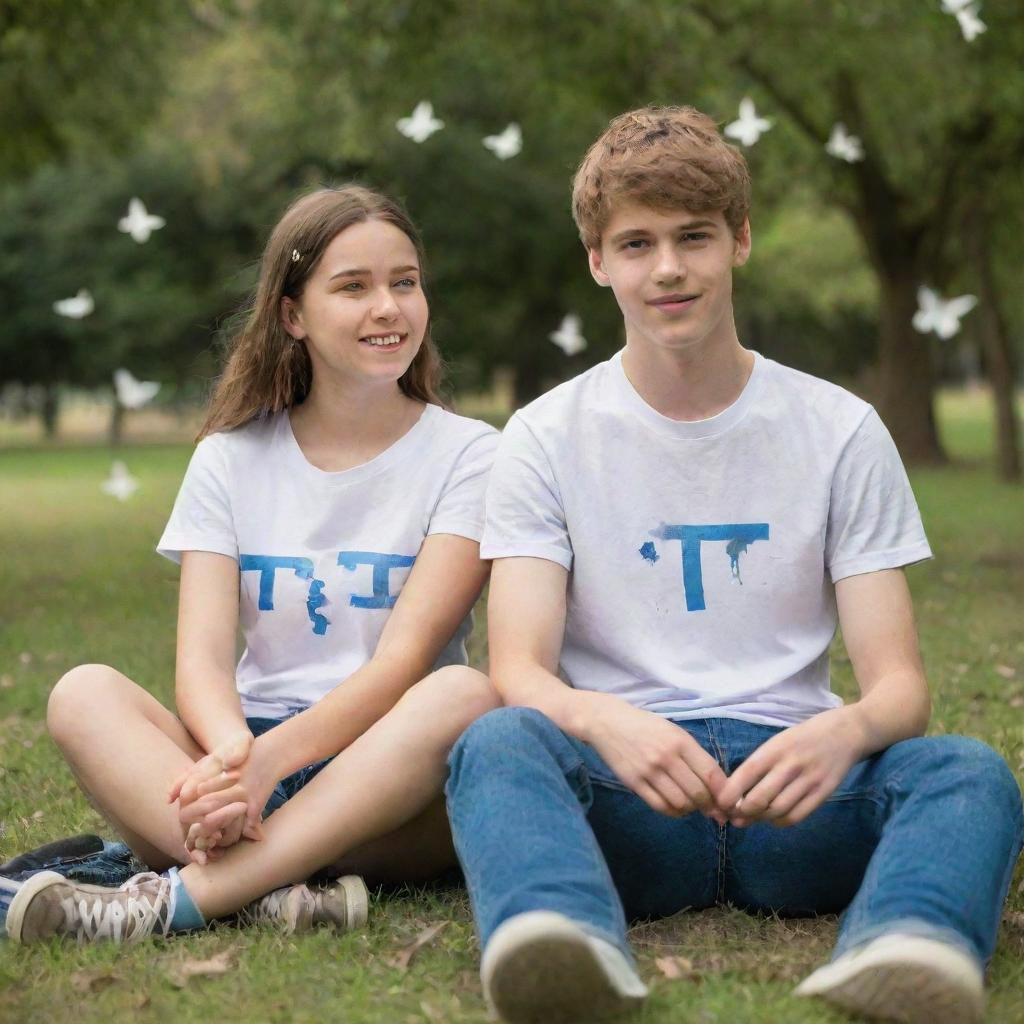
[588,202,750,358]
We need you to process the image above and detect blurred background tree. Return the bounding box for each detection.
[0,0,1019,475]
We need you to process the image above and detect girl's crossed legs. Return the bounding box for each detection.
[44,662,498,922]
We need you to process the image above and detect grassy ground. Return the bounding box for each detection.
[1,391,1022,1022]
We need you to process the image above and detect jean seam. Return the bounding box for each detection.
[702,721,729,905]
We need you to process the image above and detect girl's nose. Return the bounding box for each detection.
[372,287,400,320]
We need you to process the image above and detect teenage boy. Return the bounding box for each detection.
[445,106,1023,1024]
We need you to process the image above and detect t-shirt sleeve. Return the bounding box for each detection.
[156,436,238,564]
[825,408,932,582]
[480,413,573,569]
[426,428,500,542]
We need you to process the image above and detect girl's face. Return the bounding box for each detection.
[281,218,428,392]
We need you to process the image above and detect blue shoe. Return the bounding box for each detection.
[0,834,105,875]
[1,835,139,886]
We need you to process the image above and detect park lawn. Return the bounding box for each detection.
[0,392,1022,1023]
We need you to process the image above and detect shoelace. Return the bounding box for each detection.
[61,871,170,943]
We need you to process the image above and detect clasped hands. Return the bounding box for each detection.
[587,698,867,829]
[167,731,272,865]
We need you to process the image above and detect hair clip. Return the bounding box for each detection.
[291,249,302,263]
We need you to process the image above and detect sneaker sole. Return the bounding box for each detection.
[482,912,646,1024]
[335,875,369,930]
[5,871,65,943]
[795,939,984,1024]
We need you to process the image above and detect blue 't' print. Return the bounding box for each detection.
[658,524,770,611]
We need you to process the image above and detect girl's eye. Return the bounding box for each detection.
[394,278,418,288]
[340,281,364,292]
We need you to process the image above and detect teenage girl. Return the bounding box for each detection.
[5,185,500,942]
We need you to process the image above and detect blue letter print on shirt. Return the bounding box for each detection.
[239,554,330,636]
[659,524,770,612]
[337,551,416,609]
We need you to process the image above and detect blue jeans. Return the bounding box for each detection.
[446,708,1024,969]
[5,714,324,888]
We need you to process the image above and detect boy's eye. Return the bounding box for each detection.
[622,239,648,250]
[682,232,709,243]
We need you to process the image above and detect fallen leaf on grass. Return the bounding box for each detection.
[655,955,697,981]
[31,810,44,820]
[0,675,12,689]
[18,652,32,666]
[995,665,1017,679]
[1010,696,1024,708]
[420,1000,445,1021]
[389,922,449,971]
[71,970,121,994]
[166,949,238,988]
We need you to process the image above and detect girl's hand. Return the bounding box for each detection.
[717,707,869,828]
[177,735,279,858]
[168,729,255,808]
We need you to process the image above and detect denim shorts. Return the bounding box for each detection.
[247,715,333,818]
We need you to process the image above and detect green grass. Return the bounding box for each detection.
[1,392,1022,1022]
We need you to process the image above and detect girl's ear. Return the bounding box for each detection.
[280,297,305,340]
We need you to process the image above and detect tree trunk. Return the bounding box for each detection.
[41,383,60,439]
[874,270,946,465]
[966,215,1021,482]
[109,400,125,447]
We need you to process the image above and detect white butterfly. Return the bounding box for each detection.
[825,123,864,163]
[396,101,444,143]
[101,461,139,502]
[912,286,978,340]
[954,5,986,42]
[724,98,772,147]
[114,368,161,409]
[483,123,522,160]
[940,0,974,14]
[549,314,587,356]
[53,289,94,319]
[117,197,166,244]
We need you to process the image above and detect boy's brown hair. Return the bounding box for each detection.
[571,106,751,250]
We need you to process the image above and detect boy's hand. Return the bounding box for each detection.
[583,694,730,822]
[717,707,868,828]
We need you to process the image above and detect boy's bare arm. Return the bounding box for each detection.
[718,568,931,827]
[489,556,728,820]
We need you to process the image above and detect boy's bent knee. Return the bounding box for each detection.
[449,706,567,768]
[900,735,1023,821]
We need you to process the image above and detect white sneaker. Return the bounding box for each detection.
[794,932,985,1023]
[481,910,648,1023]
[241,876,369,934]
[6,870,172,944]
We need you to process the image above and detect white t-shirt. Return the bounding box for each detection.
[159,404,498,719]
[481,351,932,727]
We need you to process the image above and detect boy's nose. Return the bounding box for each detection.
[652,247,686,284]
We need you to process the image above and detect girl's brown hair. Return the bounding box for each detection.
[198,185,445,439]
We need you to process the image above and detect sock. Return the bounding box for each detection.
[167,867,206,932]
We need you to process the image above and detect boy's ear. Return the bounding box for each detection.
[588,246,612,288]
[280,296,305,339]
[732,218,752,268]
